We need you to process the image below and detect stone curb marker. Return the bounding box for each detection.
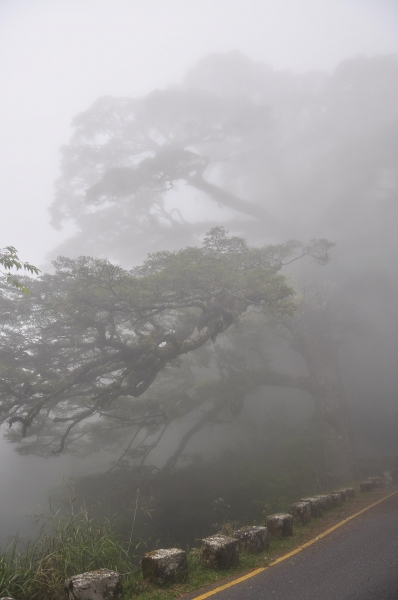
[314,494,332,510]
[200,535,240,570]
[333,489,347,502]
[233,525,269,553]
[360,480,376,492]
[330,492,343,507]
[360,478,392,494]
[289,502,311,524]
[266,513,293,538]
[301,497,323,517]
[141,548,188,585]
[64,568,122,600]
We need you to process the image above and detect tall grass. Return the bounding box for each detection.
[0,503,142,600]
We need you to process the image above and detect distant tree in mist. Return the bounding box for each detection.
[50,76,275,263]
[50,53,398,261]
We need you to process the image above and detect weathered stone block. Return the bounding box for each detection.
[360,480,376,492]
[369,476,384,488]
[141,548,188,585]
[334,489,348,501]
[330,492,342,507]
[266,513,293,538]
[301,497,322,517]
[200,535,239,570]
[233,526,269,553]
[314,495,332,510]
[64,568,122,600]
[289,502,311,524]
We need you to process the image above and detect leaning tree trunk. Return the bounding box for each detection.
[286,303,356,485]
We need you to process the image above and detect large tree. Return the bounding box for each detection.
[51,53,398,263]
[0,228,329,456]
[50,83,275,263]
[10,52,397,483]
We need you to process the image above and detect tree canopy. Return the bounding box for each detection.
[0,228,331,456]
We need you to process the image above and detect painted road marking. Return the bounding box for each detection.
[191,489,398,600]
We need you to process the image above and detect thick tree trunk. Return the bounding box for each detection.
[286,305,356,484]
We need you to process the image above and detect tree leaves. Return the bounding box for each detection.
[0,246,40,294]
[0,230,328,455]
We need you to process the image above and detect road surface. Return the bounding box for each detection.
[194,491,398,600]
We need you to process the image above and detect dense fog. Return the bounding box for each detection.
[1,0,398,549]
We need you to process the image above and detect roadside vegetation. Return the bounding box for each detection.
[0,506,135,600]
[0,486,391,600]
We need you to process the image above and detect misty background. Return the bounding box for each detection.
[1,0,398,545]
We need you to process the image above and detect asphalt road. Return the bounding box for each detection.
[199,491,398,600]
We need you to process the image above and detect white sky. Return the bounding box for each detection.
[1,0,398,266]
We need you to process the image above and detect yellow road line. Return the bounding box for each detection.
[191,489,398,600]
[191,568,268,600]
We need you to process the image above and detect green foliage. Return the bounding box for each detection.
[0,246,40,294]
[0,228,329,455]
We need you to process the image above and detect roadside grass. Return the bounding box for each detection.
[0,506,139,600]
[0,486,390,600]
